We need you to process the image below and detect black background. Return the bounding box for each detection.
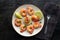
[0,0,60,40]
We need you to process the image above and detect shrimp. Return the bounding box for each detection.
[31,15,39,22]
[20,8,27,17]
[20,24,26,33]
[27,6,34,16]
[33,22,42,29]
[14,18,21,27]
[27,25,34,34]
[24,16,30,24]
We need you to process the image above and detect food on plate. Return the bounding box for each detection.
[20,8,27,17]
[33,22,42,29]
[27,25,34,34]
[27,6,34,15]
[15,12,22,19]
[24,16,31,24]
[35,11,43,20]
[14,18,21,27]
[31,15,39,22]
[20,24,26,33]
[14,6,43,34]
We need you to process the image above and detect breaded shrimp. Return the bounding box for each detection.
[27,25,34,34]
[33,22,42,29]
[27,6,34,16]
[14,18,21,27]
[20,24,26,33]
[20,8,27,17]
[24,16,30,24]
[31,15,39,22]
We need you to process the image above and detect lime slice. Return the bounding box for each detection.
[35,11,43,20]
[15,12,22,19]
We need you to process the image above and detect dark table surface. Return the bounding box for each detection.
[0,0,60,40]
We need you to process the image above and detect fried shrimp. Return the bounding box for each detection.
[33,22,42,29]
[20,24,26,33]
[20,8,27,17]
[24,16,30,24]
[27,6,34,16]
[14,18,21,27]
[27,25,34,34]
[31,15,39,22]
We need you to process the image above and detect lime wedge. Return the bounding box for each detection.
[35,11,43,20]
[15,12,22,19]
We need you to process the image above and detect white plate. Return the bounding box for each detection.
[12,4,44,37]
